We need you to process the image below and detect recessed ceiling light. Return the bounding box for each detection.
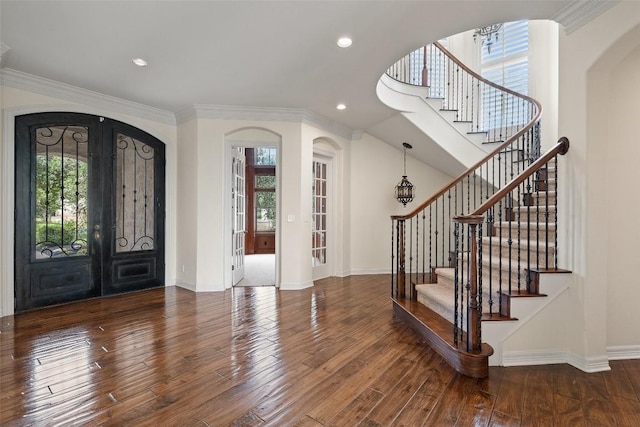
[132,58,148,67]
[336,103,346,110]
[337,37,352,48]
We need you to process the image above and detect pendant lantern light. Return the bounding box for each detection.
[395,142,414,206]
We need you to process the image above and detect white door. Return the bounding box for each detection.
[312,157,331,280]
[232,148,246,285]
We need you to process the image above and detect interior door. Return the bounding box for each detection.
[14,112,165,312]
[232,148,246,285]
[312,156,330,280]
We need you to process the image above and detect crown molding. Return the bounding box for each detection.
[176,104,354,139]
[552,0,621,35]
[0,68,176,126]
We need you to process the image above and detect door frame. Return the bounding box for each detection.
[1,105,172,317]
[224,138,281,289]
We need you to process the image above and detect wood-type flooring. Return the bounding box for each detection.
[1,275,639,426]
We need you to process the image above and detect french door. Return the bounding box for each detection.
[14,113,165,312]
[312,156,330,280]
[232,147,246,285]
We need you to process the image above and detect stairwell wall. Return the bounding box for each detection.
[558,1,640,367]
[348,132,453,274]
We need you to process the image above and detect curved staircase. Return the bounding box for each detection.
[387,42,571,378]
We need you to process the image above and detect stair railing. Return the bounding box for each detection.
[387,42,539,150]
[454,137,569,352]
[389,43,542,349]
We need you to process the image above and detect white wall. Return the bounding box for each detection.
[606,42,640,350]
[175,119,198,290]
[349,133,453,274]
[558,2,640,365]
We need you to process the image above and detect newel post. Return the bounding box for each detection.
[397,219,406,299]
[454,214,484,353]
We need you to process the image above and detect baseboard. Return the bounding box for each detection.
[502,349,611,372]
[348,269,391,275]
[279,280,314,291]
[566,352,611,372]
[176,281,196,292]
[607,345,640,360]
[502,349,568,367]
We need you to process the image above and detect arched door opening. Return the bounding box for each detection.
[14,112,166,311]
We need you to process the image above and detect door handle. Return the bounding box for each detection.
[93,224,101,241]
[91,224,101,255]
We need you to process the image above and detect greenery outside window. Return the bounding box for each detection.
[255,174,276,232]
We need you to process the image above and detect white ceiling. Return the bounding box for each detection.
[0,1,578,171]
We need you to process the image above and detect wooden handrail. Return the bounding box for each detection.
[457,136,569,220]
[390,42,542,221]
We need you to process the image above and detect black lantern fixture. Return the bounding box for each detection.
[395,142,414,207]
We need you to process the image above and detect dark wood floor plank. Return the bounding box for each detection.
[522,366,555,420]
[1,275,638,426]
[492,366,528,420]
[390,358,456,426]
[327,387,385,427]
[364,349,440,426]
[621,359,640,401]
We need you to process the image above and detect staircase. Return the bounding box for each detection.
[387,42,571,378]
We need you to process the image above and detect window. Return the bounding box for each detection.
[255,147,276,166]
[481,20,529,130]
[255,170,276,233]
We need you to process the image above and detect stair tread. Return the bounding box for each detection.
[512,205,556,213]
[500,289,547,297]
[531,190,556,197]
[434,267,455,279]
[493,221,557,229]
[482,312,518,321]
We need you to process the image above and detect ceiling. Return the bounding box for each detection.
[1,1,577,171]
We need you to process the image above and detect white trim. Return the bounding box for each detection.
[607,345,640,360]
[348,269,391,275]
[279,280,314,291]
[175,282,197,292]
[1,68,176,126]
[503,349,612,372]
[177,104,354,139]
[566,352,611,372]
[552,0,621,35]
[502,349,568,366]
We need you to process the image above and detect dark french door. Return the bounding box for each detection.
[14,113,165,312]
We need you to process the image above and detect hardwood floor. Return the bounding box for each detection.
[1,274,639,426]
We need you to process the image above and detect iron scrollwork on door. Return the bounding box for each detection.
[34,126,89,258]
[115,133,155,252]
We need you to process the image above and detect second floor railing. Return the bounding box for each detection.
[387,42,539,153]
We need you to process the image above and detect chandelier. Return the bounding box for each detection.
[473,23,502,54]
[395,143,414,207]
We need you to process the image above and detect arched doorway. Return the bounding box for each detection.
[14,112,166,311]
